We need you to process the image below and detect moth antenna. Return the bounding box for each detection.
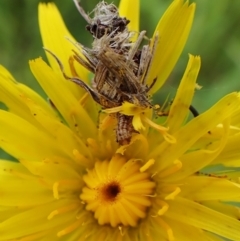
[43,47,65,73]
[65,36,91,59]
[72,0,92,24]
[65,36,83,51]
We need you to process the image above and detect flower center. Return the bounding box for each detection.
[80,154,156,227]
[100,181,121,202]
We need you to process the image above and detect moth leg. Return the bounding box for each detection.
[72,49,95,73]
[141,34,159,86]
[127,30,146,63]
[43,48,101,104]
[65,37,96,74]
[137,45,152,81]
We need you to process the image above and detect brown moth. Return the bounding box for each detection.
[48,0,158,145]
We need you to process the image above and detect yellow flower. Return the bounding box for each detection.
[1,0,240,240]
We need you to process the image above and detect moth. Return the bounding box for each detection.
[73,0,130,39]
[50,1,158,145]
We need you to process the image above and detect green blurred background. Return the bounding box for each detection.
[0,0,239,112]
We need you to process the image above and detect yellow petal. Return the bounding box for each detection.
[167,197,240,241]
[38,3,89,83]
[0,65,61,122]
[231,108,240,127]
[29,58,97,139]
[132,114,145,131]
[103,106,122,114]
[164,118,229,182]
[20,159,83,184]
[119,0,139,33]
[151,92,240,171]
[20,96,92,164]
[0,110,71,162]
[164,217,220,241]
[17,83,57,116]
[148,0,196,93]
[166,55,201,132]
[0,198,80,240]
[0,65,38,125]
[123,135,149,160]
[213,132,240,166]
[181,176,240,201]
[201,200,240,220]
[0,175,53,206]
[121,101,146,116]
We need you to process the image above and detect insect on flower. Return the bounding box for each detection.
[46,0,158,145]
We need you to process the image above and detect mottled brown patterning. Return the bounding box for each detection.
[49,1,158,144]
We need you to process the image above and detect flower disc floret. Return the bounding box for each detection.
[80,154,156,227]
